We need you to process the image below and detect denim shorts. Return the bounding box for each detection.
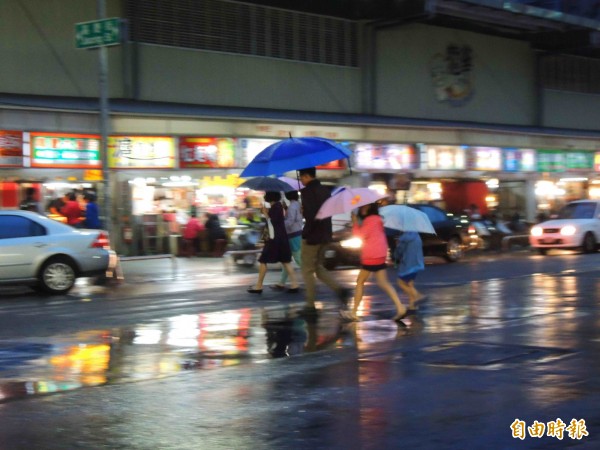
[398,271,418,282]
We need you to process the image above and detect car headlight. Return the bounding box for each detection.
[560,225,577,236]
[340,237,363,249]
[531,226,543,237]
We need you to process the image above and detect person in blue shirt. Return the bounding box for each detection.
[394,231,426,313]
[82,192,102,229]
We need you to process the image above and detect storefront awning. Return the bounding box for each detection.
[4,92,600,142]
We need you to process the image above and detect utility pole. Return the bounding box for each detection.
[97,0,111,236]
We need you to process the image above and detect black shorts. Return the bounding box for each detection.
[361,263,387,272]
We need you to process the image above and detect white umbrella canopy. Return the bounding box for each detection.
[278,176,304,191]
[379,205,436,234]
[316,187,387,220]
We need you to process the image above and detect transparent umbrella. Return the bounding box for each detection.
[315,187,387,219]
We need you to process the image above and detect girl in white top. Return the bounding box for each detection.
[271,190,303,292]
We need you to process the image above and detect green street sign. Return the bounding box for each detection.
[75,18,121,49]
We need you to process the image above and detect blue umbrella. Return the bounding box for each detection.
[238,176,295,192]
[240,137,353,177]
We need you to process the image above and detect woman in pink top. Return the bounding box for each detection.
[341,202,408,323]
[182,213,205,257]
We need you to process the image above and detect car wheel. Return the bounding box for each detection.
[444,236,463,262]
[323,245,338,270]
[537,248,548,255]
[582,232,597,254]
[39,257,77,294]
[323,257,337,271]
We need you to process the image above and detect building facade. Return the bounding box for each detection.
[2,0,600,253]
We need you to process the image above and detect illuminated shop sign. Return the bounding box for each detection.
[537,150,594,172]
[108,136,176,169]
[537,150,565,172]
[595,152,600,172]
[355,143,417,170]
[466,147,501,171]
[179,137,236,168]
[318,140,351,170]
[239,138,279,165]
[422,145,465,170]
[30,132,101,169]
[503,148,536,172]
[0,130,23,167]
[565,151,594,171]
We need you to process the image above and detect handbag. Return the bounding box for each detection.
[266,218,275,240]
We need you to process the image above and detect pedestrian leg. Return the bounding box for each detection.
[312,244,345,304]
[250,263,268,291]
[374,270,407,318]
[397,279,417,309]
[301,240,319,308]
[283,262,299,290]
[350,269,370,318]
[279,239,302,289]
[277,267,288,288]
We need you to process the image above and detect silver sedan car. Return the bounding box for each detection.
[0,210,114,294]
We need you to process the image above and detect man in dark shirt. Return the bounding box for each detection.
[298,167,349,316]
[19,187,43,214]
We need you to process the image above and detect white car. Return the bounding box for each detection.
[0,210,114,294]
[530,200,600,255]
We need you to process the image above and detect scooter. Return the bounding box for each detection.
[469,217,531,251]
[227,222,264,266]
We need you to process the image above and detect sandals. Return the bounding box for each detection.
[392,310,409,322]
[339,310,359,322]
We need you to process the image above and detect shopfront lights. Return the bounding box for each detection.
[560,225,577,236]
[486,178,499,189]
[559,177,588,182]
[531,226,543,237]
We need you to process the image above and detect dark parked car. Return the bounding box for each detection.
[323,204,472,270]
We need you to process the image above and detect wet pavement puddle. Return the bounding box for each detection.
[416,341,575,369]
[0,302,407,403]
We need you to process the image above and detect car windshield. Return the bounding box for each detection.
[558,202,597,219]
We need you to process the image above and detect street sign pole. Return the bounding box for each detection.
[75,9,122,239]
[97,0,111,237]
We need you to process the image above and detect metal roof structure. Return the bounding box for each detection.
[244,0,600,57]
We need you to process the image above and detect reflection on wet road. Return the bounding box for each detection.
[1,265,599,407]
[0,303,404,403]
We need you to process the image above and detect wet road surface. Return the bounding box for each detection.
[0,252,599,448]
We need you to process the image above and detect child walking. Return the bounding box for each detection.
[395,231,426,312]
[341,202,408,322]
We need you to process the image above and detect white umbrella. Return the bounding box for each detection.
[316,187,387,219]
[379,205,436,234]
[278,176,304,191]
